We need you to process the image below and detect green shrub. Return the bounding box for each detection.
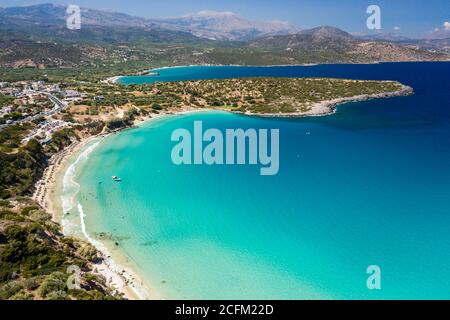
[3,224,26,241]
[0,209,19,220]
[151,103,162,110]
[38,272,67,298]
[29,209,51,223]
[76,243,98,262]
[23,277,41,291]
[44,290,67,300]
[9,290,33,300]
[21,206,40,216]
[68,289,110,300]
[0,281,24,299]
[0,199,10,207]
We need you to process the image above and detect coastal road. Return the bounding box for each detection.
[0,92,68,131]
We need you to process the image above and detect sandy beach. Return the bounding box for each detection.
[34,86,415,297]
[32,75,413,300]
[33,107,210,300]
[31,134,152,300]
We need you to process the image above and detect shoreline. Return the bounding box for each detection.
[31,134,154,300]
[36,75,413,300]
[235,84,414,118]
[107,60,450,84]
[37,108,211,300]
[103,76,121,84]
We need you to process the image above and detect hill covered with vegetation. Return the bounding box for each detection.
[0,4,448,74]
[0,198,120,300]
[74,77,411,116]
[0,121,121,300]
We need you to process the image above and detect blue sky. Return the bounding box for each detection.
[2,0,449,37]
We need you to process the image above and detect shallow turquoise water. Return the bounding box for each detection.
[69,63,450,299]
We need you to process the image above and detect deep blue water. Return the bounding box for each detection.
[71,62,450,299]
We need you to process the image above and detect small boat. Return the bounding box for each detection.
[112,176,122,182]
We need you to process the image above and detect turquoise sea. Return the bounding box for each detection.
[63,62,450,299]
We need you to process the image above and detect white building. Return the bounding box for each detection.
[64,90,81,98]
[0,106,13,117]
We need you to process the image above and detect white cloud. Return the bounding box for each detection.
[393,26,400,31]
[444,21,450,31]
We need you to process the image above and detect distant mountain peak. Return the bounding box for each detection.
[0,3,299,41]
[159,10,300,41]
[0,3,448,67]
[302,26,353,38]
[249,26,357,51]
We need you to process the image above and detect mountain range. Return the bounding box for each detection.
[0,3,449,69]
[0,4,299,41]
[152,10,300,41]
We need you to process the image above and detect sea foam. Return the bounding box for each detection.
[61,139,101,234]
